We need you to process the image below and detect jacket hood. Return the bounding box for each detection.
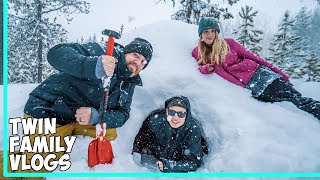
[164,95,192,126]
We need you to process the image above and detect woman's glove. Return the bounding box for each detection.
[198,64,215,74]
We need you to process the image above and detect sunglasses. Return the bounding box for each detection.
[167,109,187,118]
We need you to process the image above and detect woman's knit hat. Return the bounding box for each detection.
[198,17,220,36]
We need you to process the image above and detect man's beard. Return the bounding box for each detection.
[128,63,139,76]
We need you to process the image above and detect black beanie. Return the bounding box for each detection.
[124,37,153,69]
[167,98,188,110]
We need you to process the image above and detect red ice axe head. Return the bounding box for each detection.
[102,29,121,56]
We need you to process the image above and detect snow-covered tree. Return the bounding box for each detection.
[8,15,37,83]
[302,51,320,82]
[233,5,263,55]
[85,34,98,43]
[292,6,311,43]
[86,36,93,43]
[100,37,105,47]
[293,7,320,58]
[80,36,85,44]
[93,34,97,43]
[309,8,320,59]
[286,61,304,79]
[8,0,90,83]
[292,6,312,52]
[160,0,239,24]
[267,11,303,73]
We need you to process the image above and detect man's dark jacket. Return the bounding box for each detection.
[24,42,142,127]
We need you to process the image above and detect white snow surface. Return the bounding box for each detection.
[2,21,320,179]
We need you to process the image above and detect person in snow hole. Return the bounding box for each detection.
[132,96,208,172]
[191,17,320,120]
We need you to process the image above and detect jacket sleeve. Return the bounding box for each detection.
[104,83,136,128]
[47,43,100,80]
[215,65,245,87]
[229,39,289,81]
[191,47,199,61]
[162,128,203,172]
[192,47,215,75]
[132,117,156,155]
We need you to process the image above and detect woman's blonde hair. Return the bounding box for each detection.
[197,31,229,65]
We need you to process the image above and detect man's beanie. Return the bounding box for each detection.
[167,98,188,110]
[198,17,220,36]
[124,37,153,68]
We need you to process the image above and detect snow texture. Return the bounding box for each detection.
[1,21,320,180]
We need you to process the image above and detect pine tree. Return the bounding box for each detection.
[292,6,311,43]
[86,35,93,43]
[59,31,68,43]
[160,0,239,24]
[309,8,320,59]
[292,7,311,59]
[292,7,320,72]
[233,5,263,55]
[93,34,97,43]
[100,37,105,48]
[286,61,304,79]
[85,34,99,43]
[267,11,303,74]
[302,51,320,82]
[8,15,37,83]
[8,0,90,83]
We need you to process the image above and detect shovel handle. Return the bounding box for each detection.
[97,123,105,138]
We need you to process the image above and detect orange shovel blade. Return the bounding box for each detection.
[88,137,114,168]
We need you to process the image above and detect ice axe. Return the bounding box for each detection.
[88,29,121,168]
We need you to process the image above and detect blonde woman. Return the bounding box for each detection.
[192,17,320,120]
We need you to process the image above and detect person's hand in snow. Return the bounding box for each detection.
[157,161,164,171]
[207,64,215,72]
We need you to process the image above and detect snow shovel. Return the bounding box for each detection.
[88,29,121,168]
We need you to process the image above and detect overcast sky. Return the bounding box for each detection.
[59,0,318,41]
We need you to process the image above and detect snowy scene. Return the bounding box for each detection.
[1,0,320,180]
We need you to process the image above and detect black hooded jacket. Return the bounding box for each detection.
[132,96,207,172]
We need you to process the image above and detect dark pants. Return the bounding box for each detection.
[256,78,320,120]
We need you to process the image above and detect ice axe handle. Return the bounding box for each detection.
[106,36,115,56]
[103,33,116,88]
[102,36,114,89]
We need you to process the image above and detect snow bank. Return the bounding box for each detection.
[2,20,320,180]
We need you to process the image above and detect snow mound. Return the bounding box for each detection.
[3,20,320,179]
